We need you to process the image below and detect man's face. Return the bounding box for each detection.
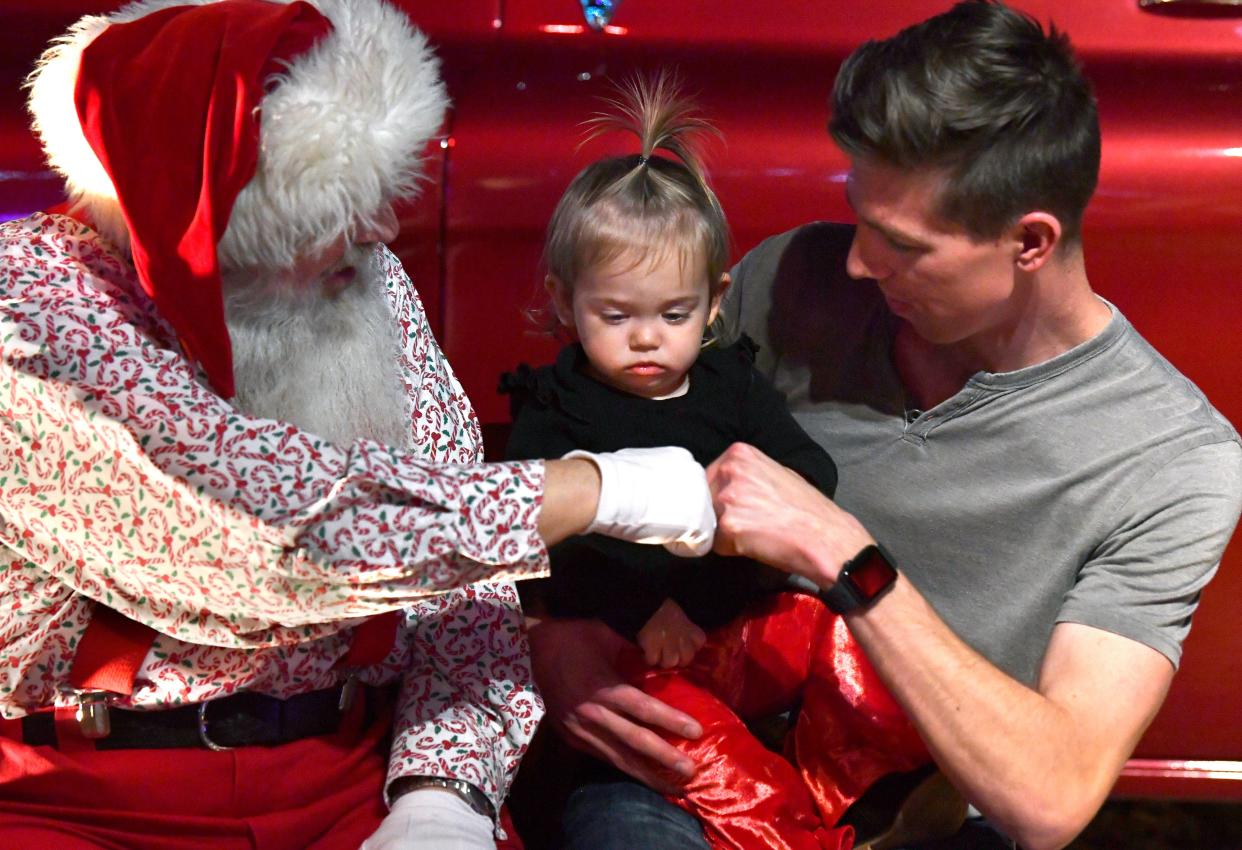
[844,158,1021,347]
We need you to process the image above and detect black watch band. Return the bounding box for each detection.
[818,543,898,614]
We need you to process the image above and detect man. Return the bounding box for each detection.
[0,1,715,848]
[532,3,1242,849]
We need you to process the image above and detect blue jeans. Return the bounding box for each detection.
[561,780,710,850]
[560,778,1016,850]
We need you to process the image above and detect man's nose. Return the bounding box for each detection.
[846,230,883,280]
[354,202,399,245]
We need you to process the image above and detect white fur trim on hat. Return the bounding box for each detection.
[25,9,126,248]
[25,0,449,268]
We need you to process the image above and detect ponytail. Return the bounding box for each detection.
[541,70,731,316]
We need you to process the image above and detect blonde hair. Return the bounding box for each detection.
[538,71,729,331]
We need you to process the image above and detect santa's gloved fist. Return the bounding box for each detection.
[360,789,493,850]
[565,446,715,557]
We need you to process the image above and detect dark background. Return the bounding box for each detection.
[1073,799,1242,849]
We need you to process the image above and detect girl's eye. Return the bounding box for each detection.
[601,313,627,324]
[663,312,689,323]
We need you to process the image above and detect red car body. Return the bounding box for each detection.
[3,0,1240,804]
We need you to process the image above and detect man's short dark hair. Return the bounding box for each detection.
[829,0,1100,244]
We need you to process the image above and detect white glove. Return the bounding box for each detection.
[566,446,716,557]
[360,789,494,850]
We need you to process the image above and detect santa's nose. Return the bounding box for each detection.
[354,203,399,245]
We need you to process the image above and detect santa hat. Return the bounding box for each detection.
[25,0,449,398]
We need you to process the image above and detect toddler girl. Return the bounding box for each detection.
[501,73,933,850]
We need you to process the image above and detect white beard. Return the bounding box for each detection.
[221,245,411,449]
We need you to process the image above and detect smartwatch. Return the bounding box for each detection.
[818,543,898,614]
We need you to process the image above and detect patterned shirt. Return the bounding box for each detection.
[0,213,549,815]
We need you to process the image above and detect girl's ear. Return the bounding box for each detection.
[545,275,575,329]
[706,272,731,325]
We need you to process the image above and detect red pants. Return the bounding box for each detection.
[0,697,523,850]
[627,593,929,850]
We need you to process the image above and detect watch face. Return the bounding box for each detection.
[820,544,898,614]
[850,547,897,598]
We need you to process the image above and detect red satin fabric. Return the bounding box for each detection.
[626,593,928,850]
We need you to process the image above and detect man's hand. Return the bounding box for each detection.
[527,616,703,795]
[638,599,706,669]
[708,442,873,585]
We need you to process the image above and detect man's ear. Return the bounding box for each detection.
[545,275,575,329]
[706,272,731,325]
[1013,213,1062,273]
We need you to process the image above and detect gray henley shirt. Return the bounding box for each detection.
[724,222,1242,684]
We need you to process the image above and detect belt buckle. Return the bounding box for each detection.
[75,691,112,739]
[338,673,359,712]
[197,700,234,751]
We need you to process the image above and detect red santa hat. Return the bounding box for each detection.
[25,0,449,398]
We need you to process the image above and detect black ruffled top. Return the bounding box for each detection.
[499,337,837,639]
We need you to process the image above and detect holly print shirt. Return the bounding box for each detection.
[0,213,548,814]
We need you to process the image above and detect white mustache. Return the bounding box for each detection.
[222,249,411,449]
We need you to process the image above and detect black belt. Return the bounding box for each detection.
[20,685,362,750]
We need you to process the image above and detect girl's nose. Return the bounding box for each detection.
[630,322,659,350]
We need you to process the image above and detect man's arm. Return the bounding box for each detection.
[846,580,1172,850]
[704,441,1211,850]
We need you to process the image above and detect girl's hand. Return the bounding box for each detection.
[638,599,707,668]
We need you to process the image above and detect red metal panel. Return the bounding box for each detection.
[396,0,502,38]
[501,0,1242,57]
[389,142,447,340]
[0,5,102,219]
[433,0,1242,797]
[1117,760,1242,802]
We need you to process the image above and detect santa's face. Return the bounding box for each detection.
[220,241,411,449]
[234,203,399,301]
[261,203,401,299]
